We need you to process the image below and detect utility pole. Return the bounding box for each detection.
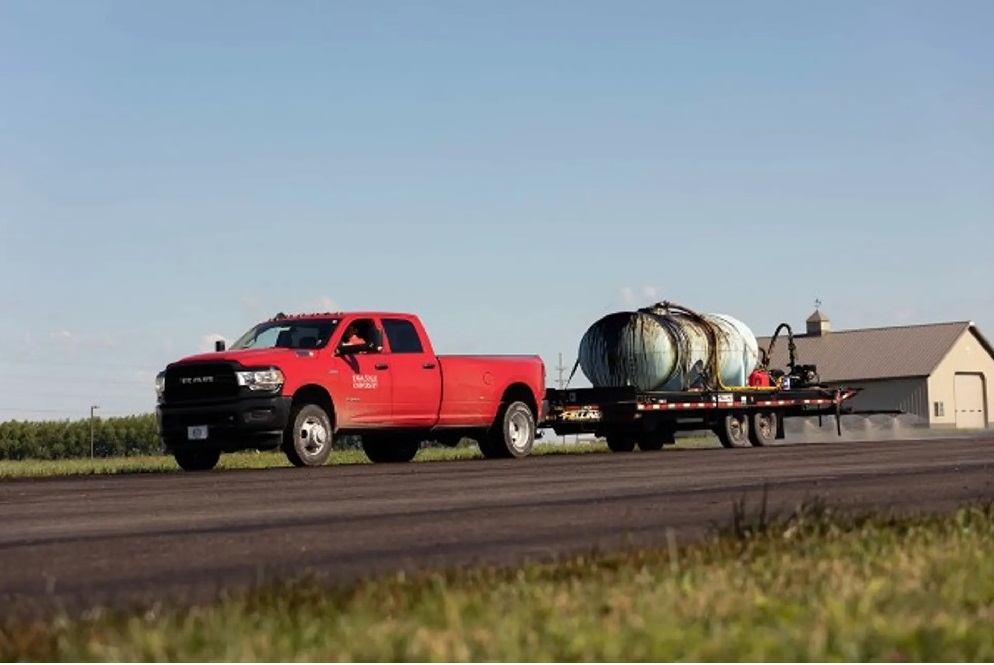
[90,405,100,459]
[556,353,567,444]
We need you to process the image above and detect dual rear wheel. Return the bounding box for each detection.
[600,411,781,454]
[714,411,779,448]
[478,400,537,459]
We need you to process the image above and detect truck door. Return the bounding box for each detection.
[381,317,442,427]
[329,317,392,427]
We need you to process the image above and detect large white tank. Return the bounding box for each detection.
[577,303,761,391]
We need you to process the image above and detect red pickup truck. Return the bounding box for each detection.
[155,311,547,471]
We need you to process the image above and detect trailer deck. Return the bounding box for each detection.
[542,384,863,450]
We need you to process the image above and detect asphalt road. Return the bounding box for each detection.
[1,435,992,616]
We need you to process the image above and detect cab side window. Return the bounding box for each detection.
[341,318,378,347]
[382,318,424,354]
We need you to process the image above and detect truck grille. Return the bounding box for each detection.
[164,362,239,403]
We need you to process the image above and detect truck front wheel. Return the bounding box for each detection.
[480,400,535,459]
[283,403,334,467]
[174,448,220,472]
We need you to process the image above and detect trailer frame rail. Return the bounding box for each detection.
[540,385,866,449]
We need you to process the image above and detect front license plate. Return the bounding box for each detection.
[187,425,209,440]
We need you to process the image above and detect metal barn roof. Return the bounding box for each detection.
[756,318,994,383]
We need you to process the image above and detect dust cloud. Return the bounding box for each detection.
[781,413,974,444]
[677,413,982,447]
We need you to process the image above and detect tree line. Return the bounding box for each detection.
[0,414,465,461]
[0,414,162,461]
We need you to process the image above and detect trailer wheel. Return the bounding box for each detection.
[362,435,421,463]
[283,403,334,467]
[606,434,636,453]
[173,448,220,472]
[480,400,535,459]
[715,413,750,448]
[748,411,778,447]
[638,430,675,451]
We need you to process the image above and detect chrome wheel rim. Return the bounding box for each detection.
[508,410,532,453]
[298,416,329,457]
[729,416,746,442]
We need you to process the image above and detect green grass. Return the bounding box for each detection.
[0,441,607,479]
[2,500,992,661]
[0,437,718,479]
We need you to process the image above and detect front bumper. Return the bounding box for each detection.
[156,395,292,452]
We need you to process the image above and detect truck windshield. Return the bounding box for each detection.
[228,319,340,351]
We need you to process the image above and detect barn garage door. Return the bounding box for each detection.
[954,373,987,429]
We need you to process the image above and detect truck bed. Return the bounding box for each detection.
[433,354,545,427]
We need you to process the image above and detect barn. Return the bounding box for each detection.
[756,308,994,430]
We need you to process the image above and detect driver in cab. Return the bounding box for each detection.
[342,323,368,347]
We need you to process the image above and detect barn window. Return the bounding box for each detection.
[933,402,945,417]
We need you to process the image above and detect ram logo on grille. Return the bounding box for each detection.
[179,376,215,384]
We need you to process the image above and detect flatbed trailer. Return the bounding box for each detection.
[542,384,863,450]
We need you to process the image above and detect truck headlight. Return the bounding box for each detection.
[236,367,285,391]
[155,371,166,402]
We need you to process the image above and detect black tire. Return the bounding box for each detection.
[715,413,750,448]
[362,435,421,463]
[480,400,535,459]
[283,403,334,467]
[748,411,778,447]
[174,448,220,472]
[476,436,501,459]
[606,434,637,453]
[638,429,675,451]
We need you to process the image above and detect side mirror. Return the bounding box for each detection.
[215,339,226,352]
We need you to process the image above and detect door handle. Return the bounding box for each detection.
[375,363,389,370]
[423,362,436,369]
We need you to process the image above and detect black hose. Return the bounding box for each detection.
[762,323,798,373]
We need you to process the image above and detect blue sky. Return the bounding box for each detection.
[1,0,992,420]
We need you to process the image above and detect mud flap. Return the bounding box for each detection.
[835,389,842,436]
